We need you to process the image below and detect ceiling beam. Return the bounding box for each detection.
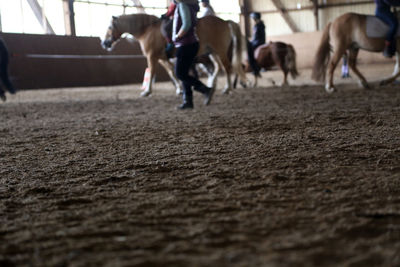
[26,0,55,34]
[270,0,299,33]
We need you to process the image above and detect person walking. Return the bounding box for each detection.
[173,0,214,110]
[375,0,400,58]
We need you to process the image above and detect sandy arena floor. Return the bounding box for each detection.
[1,64,400,266]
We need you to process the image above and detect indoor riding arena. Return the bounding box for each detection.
[1,1,399,266]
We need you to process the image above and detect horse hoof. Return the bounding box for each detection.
[140,91,151,97]
[359,81,371,89]
[222,89,230,95]
[379,80,388,86]
[325,84,336,94]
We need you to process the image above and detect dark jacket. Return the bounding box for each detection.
[375,0,400,10]
[251,21,266,49]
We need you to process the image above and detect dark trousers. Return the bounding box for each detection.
[247,40,261,74]
[0,38,15,95]
[376,7,398,43]
[175,42,207,104]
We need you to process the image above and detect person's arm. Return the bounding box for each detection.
[176,3,192,39]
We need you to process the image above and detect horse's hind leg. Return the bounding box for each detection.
[207,53,220,89]
[347,48,370,89]
[326,46,346,93]
[380,52,400,86]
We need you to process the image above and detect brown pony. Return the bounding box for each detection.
[249,41,298,87]
[102,14,246,97]
[312,12,400,93]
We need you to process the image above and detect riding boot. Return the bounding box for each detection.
[0,91,6,102]
[177,86,193,110]
[193,83,214,105]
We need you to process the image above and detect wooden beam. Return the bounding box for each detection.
[63,0,76,36]
[26,0,55,34]
[311,0,319,31]
[239,0,250,38]
[270,0,299,33]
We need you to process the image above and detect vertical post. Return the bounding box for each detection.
[63,0,76,36]
[312,0,319,31]
[239,0,250,38]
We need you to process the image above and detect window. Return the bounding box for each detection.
[0,0,241,37]
[0,0,65,35]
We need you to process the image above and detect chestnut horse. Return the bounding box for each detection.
[253,42,298,86]
[312,12,400,93]
[102,14,246,97]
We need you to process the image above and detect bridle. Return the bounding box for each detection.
[108,22,122,43]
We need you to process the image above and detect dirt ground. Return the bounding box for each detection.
[1,63,400,267]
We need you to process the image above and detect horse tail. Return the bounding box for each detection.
[312,22,331,82]
[228,20,246,82]
[285,44,299,80]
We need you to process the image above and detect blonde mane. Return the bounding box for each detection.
[115,13,160,38]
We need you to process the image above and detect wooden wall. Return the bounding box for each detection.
[0,32,169,90]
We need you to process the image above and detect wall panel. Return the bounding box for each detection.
[0,33,169,90]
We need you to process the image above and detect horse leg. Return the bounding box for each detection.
[207,53,220,89]
[141,55,157,97]
[325,47,345,93]
[219,56,233,94]
[159,59,183,95]
[393,52,399,75]
[282,70,289,87]
[347,48,370,89]
[380,52,400,86]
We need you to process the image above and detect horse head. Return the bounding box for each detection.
[102,16,123,51]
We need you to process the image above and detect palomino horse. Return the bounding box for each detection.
[312,12,400,93]
[0,37,16,101]
[102,14,246,97]
[248,41,298,87]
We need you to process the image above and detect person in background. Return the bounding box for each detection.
[341,54,350,78]
[247,12,265,77]
[160,1,177,58]
[250,12,266,51]
[199,0,215,18]
[173,0,214,110]
[375,0,400,58]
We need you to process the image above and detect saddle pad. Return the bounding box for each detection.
[366,15,400,38]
